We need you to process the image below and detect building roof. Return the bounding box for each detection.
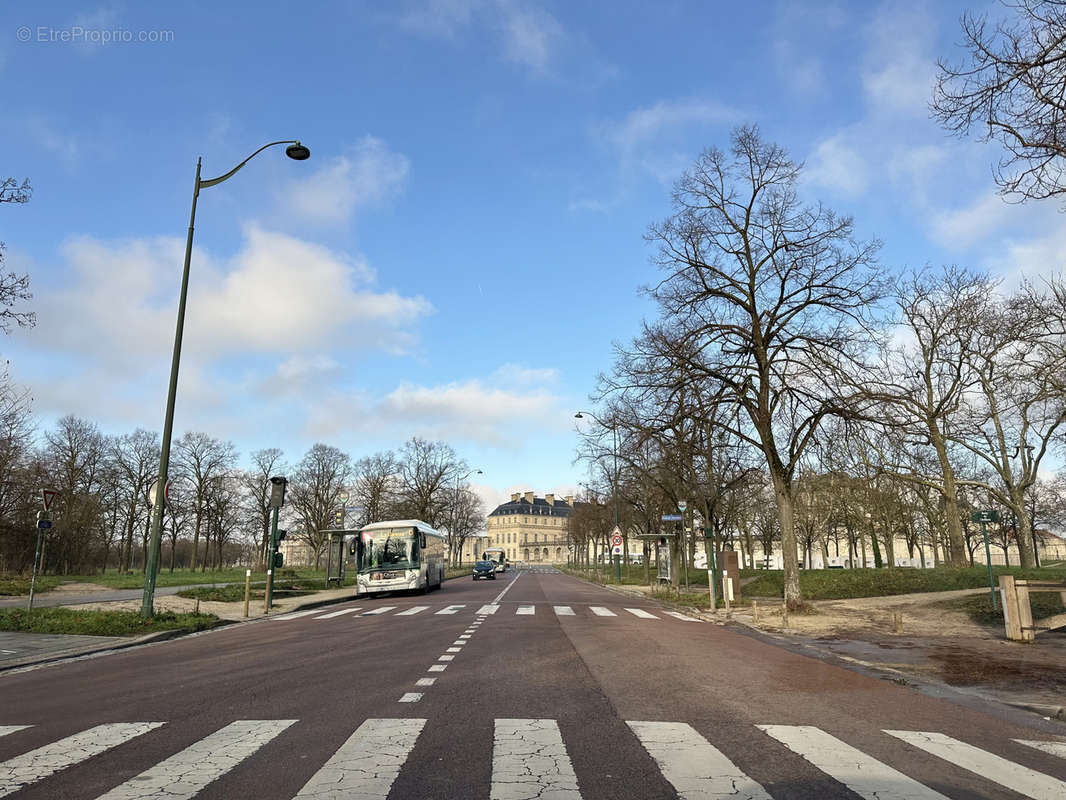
[488,495,585,518]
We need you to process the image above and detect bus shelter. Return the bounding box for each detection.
[322,529,356,587]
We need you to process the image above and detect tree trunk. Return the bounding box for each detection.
[771,473,802,610]
[191,511,202,572]
[1010,488,1037,568]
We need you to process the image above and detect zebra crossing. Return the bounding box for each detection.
[0,718,1063,799]
[270,603,703,622]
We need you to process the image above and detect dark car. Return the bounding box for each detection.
[472,560,497,580]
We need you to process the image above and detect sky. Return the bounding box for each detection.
[2,0,1064,514]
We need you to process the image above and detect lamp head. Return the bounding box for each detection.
[574,412,583,419]
[285,142,311,160]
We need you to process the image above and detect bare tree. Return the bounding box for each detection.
[352,451,399,528]
[934,0,1066,202]
[0,177,36,332]
[109,429,160,572]
[172,432,237,571]
[645,126,884,609]
[240,448,285,569]
[393,437,461,528]
[288,443,353,568]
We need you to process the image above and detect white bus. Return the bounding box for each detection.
[482,546,508,572]
[348,519,447,597]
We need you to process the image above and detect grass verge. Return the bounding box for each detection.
[933,592,1066,627]
[742,566,1066,601]
[176,580,316,602]
[0,568,332,595]
[0,607,221,636]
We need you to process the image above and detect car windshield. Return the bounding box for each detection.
[359,528,418,571]
[475,561,493,569]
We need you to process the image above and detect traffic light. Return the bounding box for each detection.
[268,476,288,508]
[274,528,287,547]
[273,552,284,569]
[334,509,344,528]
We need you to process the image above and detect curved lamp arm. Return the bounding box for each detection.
[199,140,302,189]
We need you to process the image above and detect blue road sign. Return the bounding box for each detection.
[661,514,682,521]
[37,520,52,529]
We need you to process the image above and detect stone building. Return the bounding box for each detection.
[462,491,583,564]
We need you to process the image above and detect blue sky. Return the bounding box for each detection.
[2,1,1063,511]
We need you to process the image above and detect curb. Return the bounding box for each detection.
[0,627,198,673]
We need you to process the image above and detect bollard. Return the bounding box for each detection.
[243,569,251,618]
[752,599,759,623]
[722,573,731,614]
[893,612,903,634]
[264,569,273,614]
[194,598,200,615]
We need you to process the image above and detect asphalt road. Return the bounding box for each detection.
[1,566,1065,799]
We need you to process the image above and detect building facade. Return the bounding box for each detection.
[463,492,581,565]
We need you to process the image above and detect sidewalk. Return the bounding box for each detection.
[0,585,357,672]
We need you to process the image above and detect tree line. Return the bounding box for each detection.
[0,405,485,576]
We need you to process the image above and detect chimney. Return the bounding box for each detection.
[524,491,535,504]
[545,493,554,508]
[511,493,520,503]
[565,495,574,506]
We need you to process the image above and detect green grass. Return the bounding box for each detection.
[741,565,1066,601]
[0,607,221,636]
[935,592,1066,626]
[0,568,331,595]
[176,580,316,602]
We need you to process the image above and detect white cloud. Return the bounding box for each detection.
[805,133,870,196]
[281,136,410,225]
[929,191,1015,250]
[23,116,80,163]
[23,226,433,369]
[395,0,480,38]
[606,99,737,156]
[861,3,937,116]
[496,0,563,72]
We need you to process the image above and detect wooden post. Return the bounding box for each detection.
[263,569,273,614]
[243,569,251,618]
[1000,575,1022,641]
[752,599,759,623]
[722,573,731,615]
[1016,579,1035,643]
[893,612,903,634]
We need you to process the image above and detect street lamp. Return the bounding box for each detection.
[575,411,620,582]
[140,140,311,617]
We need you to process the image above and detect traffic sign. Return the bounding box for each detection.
[661,514,682,522]
[678,500,687,513]
[612,545,623,555]
[36,511,51,522]
[611,533,623,547]
[37,520,51,529]
[971,510,1000,523]
[148,479,169,507]
[41,489,57,511]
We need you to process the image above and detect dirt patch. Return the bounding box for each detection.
[52,582,112,593]
[930,642,1066,691]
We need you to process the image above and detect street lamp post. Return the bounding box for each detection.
[575,411,620,583]
[140,141,310,618]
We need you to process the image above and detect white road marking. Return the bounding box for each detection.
[446,647,462,653]
[491,573,521,603]
[428,665,447,672]
[0,728,28,739]
[463,629,476,634]
[458,635,471,640]
[314,607,362,619]
[415,678,436,687]
[96,720,294,800]
[516,606,536,615]
[624,608,657,619]
[663,611,701,622]
[294,718,425,799]
[361,606,397,616]
[394,606,429,616]
[628,721,770,800]
[436,605,465,615]
[478,604,500,615]
[589,606,616,617]
[492,719,580,800]
[1015,740,1066,760]
[438,655,455,661]
[270,609,325,621]
[886,730,1066,799]
[0,722,165,798]
[553,606,575,616]
[452,640,466,646]
[398,693,423,703]
[758,725,950,800]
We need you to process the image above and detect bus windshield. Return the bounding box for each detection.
[359,528,419,571]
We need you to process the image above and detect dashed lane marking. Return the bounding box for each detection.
[96,720,295,800]
[293,718,425,799]
[428,665,447,672]
[589,606,616,616]
[398,693,423,703]
[624,608,658,619]
[415,678,436,687]
[553,606,575,616]
[663,611,701,622]
[477,604,500,615]
[628,721,771,800]
[0,728,28,739]
[759,725,950,800]
[0,722,165,798]
[435,605,466,615]
[270,609,324,621]
[516,606,535,615]
[1015,740,1066,760]
[361,606,397,616]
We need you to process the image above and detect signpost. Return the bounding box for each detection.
[972,510,1000,610]
[610,526,623,583]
